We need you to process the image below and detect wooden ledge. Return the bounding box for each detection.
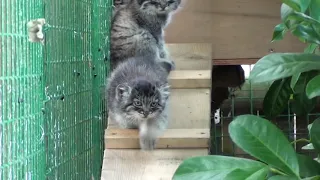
[168,70,211,89]
[105,128,210,149]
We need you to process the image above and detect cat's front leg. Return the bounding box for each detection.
[138,113,168,150]
[138,121,164,151]
[158,44,176,71]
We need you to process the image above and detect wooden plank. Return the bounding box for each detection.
[101,149,208,180]
[168,70,211,88]
[166,43,212,70]
[213,58,259,65]
[168,89,211,129]
[105,128,210,149]
[164,0,305,59]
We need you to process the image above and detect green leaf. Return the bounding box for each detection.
[229,115,300,178]
[291,71,318,115]
[249,53,320,83]
[281,3,294,21]
[306,75,320,99]
[302,143,314,150]
[309,0,320,21]
[290,73,301,92]
[172,155,267,180]
[304,43,318,53]
[268,175,299,180]
[224,167,269,180]
[263,78,292,118]
[309,123,314,131]
[299,0,311,12]
[297,154,320,178]
[310,118,320,153]
[302,176,320,180]
[293,71,318,93]
[272,24,287,42]
[281,0,301,11]
[291,92,316,115]
[246,167,270,180]
[287,12,320,26]
[292,24,320,45]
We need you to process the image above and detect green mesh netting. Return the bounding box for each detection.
[0,0,46,179]
[1,0,112,179]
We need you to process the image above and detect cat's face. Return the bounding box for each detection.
[116,80,169,120]
[137,0,181,15]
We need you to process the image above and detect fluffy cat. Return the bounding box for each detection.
[112,0,131,18]
[110,0,181,72]
[106,56,170,150]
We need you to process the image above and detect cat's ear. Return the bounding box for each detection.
[159,83,170,101]
[116,83,132,100]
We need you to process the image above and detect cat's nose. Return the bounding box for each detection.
[143,111,149,117]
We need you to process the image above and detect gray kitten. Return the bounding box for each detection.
[106,56,170,150]
[112,0,131,18]
[110,0,181,72]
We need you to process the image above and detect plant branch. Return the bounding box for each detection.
[290,138,310,145]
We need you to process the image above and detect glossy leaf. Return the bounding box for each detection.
[299,0,311,12]
[291,92,316,116]
[310,118,320,153]
[172,155,267,180]
[292,24,320,45]
[290,73,301,92]
[272,24,287,42]
[281,0,301,11]
[291,71,319,116]
[263,78,292,118]
[306,75,320,99]
[281,3,299,29]
[249,53,320,83]
[245,167,269,180]
[304,43,318,53]
[293,71,318,93]
[308,123,313,132]
[302,143,314,150]
[281,3,294,21]
[224,167,268,180]
[297,154,320,178]
[287,12,320,26]
[309,0,320,20]
[268,176,299,180]
[302,176,320,180]
[229,115,300,177]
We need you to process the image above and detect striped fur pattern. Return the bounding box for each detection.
[110,0,181,71]
[106,57,170,150]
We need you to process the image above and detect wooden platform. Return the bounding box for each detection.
[101,43,212,180]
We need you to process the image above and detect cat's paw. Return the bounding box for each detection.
[170,60,176,71]
[26,18,46,43]
[139,137,156,151]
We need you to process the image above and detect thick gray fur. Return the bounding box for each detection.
[112,0,131,18]
[106,56,171,150]
[110,0,181,72]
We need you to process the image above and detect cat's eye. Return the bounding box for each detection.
[133,100,142,106]
[151,102,158,107]
[168,0,175,4]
